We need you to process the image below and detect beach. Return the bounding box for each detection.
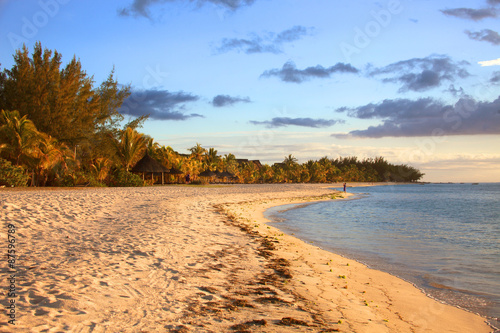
[0,184,492,332]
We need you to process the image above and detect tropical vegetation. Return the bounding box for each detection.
[0,43,423,187]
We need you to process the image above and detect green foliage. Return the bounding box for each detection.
[0,158,29,187]
[114,127,147,171]
[0,42,131,147]
[58,171,106,187]
[108,168,143,187]
[0,109,40,165]
[0,44,424,187]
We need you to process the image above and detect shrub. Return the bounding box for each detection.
[58,172,107,187]
[189,179,208,185]
[108,168,143,187]
[0,158,29,187]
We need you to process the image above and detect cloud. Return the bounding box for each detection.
[333,96,500,138]
[447,84,465,97]
[250,117,344,128]
[119,0,255,18]
[216,26,312,54]
[261,61,359,83]
[478,58,500,66]
[491,71,500,83]
[212,94,251,107]
[465,29,500,45]
[119,89,202,120]
[368,55,470,92]
[440,7,498,21]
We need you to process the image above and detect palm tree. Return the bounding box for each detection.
[205,147,219,169]
[283,154,298,167]
[31,132,72,186]
[259,164,274,183]
[91,157,112,183]
[241,161,258,183]
[145,137,160,158]
[283,154,299,182]
[156,145,177,169]
[115,127,146,171]
[188,143,207,163]
[0,109,39,165]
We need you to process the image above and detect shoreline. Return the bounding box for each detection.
[0,184,493,332]
[263,189,499,325]
[220,185,494,333]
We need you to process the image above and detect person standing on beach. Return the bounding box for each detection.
[343,182,347,192]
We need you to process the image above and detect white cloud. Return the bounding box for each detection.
[478,58,500,66]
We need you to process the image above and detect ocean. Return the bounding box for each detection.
[266,183,500,325]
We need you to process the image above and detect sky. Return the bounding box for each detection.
[0,0,499,182]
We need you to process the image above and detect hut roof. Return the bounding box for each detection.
[236,158,249,165]
[250,160,262,168]
[131,153,169,173]
[198,169,217,177]
[217,171,235,178]
[168,167,184,175]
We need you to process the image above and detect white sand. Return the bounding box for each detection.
[0,184,492,332]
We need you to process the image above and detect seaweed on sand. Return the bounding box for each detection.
[230,319,267,331]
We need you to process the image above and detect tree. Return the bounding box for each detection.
[222,153,238,173]
[91,157,113,183]
[241,161,258,183]
[188,143,207,163]
[115,127,146,171]
[0,43,131,146]
[0,109,39,165]
[30,132,73,186]
[205,148,219,169]
[283,154,299,182]
[259,164,274,183]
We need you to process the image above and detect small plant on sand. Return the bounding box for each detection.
[338,275,346,279]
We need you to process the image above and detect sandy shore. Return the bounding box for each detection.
[0,184,492,332]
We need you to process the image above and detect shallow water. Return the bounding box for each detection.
[266,183,500,324]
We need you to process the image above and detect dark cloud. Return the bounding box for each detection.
[491,71,500,83]
[333,96,500,138]
[488,0,500,5]
[440,7,498,21]
[250,117,343,128]
[212,94,251,107]
[119,89,202,120]
[261,61,359,83]
[216,26,312,54]
[465,29,500,45]
[368,55,470,93]
[447,84,465,97]
[119,0,255,18]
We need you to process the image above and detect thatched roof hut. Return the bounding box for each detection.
[218,171,234,178]
[198,169,217,177]
[131,153,169,184]
[168,168,184,175]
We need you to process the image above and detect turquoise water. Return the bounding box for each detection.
[266,183,500,324]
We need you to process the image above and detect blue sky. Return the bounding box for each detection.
[1,0,499,182]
